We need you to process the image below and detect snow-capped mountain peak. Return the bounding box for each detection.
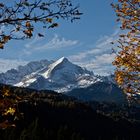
[41,57,69,79]
[13,57,100,92]
[0,59,53,85]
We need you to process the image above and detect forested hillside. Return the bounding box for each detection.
[1,84,140,140]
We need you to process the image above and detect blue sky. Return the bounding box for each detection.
[0,0,120,75]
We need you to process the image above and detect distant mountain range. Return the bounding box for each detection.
[0,59,53,85]
[0,57,126,103]
[67,81,126,103]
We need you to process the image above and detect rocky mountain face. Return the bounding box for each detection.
[14,57,99,92]
[0,59,53,85]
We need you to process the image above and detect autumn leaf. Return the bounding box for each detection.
[112,0,140,96]
[3,107,16,116]
[3,36,11,43]
[0,43,4,49]
[46,18,53,23]
[23,29,33,38]
[26,21,31,27]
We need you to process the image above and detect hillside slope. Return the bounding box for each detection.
[0,84,140,140]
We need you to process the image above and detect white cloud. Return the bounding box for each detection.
[0,59,27,73]
[37,34,78,50]
[85,53,116,75]
[69,28,120,75]
[24,34,78,53]
[94,53,116,65]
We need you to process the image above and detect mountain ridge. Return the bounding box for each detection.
[0,57,125,103]
[14,57,98,92]
[0,59,53,85]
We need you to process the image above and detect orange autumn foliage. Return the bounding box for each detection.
[112,0,140,96]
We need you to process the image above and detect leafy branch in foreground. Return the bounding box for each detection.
[111,0,140,97]
[0,86,23,129]
[0,0,82,49]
